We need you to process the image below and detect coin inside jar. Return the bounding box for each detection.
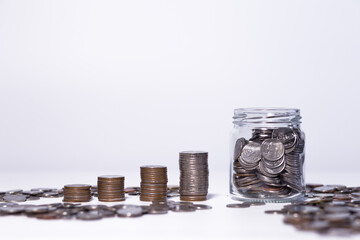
[272,128,297,150]
[240,142,262,163]
[260,139,285,161]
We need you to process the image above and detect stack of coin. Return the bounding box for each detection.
[63,184,91,202]
[97,175,125,202]
[179,151,209,201]
[140,165,168,202]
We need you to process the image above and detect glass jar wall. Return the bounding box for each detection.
[230,108,305,202]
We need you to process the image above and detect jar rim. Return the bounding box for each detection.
[234,108,300,115]
[233,107,301,125]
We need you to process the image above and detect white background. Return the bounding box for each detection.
[0,1,360,239]
[1,0,360,174]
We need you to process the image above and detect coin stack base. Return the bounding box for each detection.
[140,165,168,202]
[98,175,125,202]
[63,184,91,202]
[180,195,207,201]
[179,151,209,201]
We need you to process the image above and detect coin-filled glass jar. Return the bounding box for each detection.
[230,108,305,202]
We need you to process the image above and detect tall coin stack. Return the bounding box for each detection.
[179,151,209,201]
[97,175,125,202]
[63,184,92,202]
[140,165,168,202]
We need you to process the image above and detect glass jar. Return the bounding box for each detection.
[230,108,305,202]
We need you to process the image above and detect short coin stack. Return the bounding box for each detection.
[63,184,91,202]
[179,151,209,201]
[98,175,125,202]
[140,165,168,202]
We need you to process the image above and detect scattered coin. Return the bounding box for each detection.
[250,202,266,206]
[171,204,197,212]
[6,189,23,194]
[266,184,360,235]
[264,210,283,214]
[77,211,103,220]
[24,205,52,214]
[148,205,168,214]
[3,194,27,202]
[193,204,212,210]
[226,203,251,208]
[36,213,63,220]
[313,186,337,193]
[116,206,143,217]
[0,205,25,214]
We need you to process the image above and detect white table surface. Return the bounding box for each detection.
[1,170,359,240]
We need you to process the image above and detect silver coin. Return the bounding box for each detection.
[323,212,352,222]
[250,202,266,206]
[262,156,285,169]
[6,189,23,194]
[98,209,116,217]
[313,186,337,193]
[264,210,283,214]
[148,205,168,214]
[324,206,350,213]
[272,128,297,149]
[116,206,143,217]
[260,139,284,161]
[171,204,196,212]
[167,192,180,198]
[193,204,212,210]
[3,194,27,202]
[307,220,330,231]
[23,190,43,196]
[30,188,57,192]
[234,138,247,160]
[283,205,320,214]
[41,192,61,198]
[0,203,19,207]
[262,160,286,175]
[0,205,25,214]
[226,203,251,208]
[239,156,259,170]
[76,211,103,220]
[352,193,360,199]
[258,161,279,178]
[240,142,261,163]
[24,205,51,214]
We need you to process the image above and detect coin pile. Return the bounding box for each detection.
[0,200,212,221]
[140,165,168,202]
[0,188,64,203]
[232,127,305,200]
[266,184,360,235]
[63,184,91,202]
[179,151,209,201]
[97,175,125,202]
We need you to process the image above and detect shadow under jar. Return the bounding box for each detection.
[230,108,305,202]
